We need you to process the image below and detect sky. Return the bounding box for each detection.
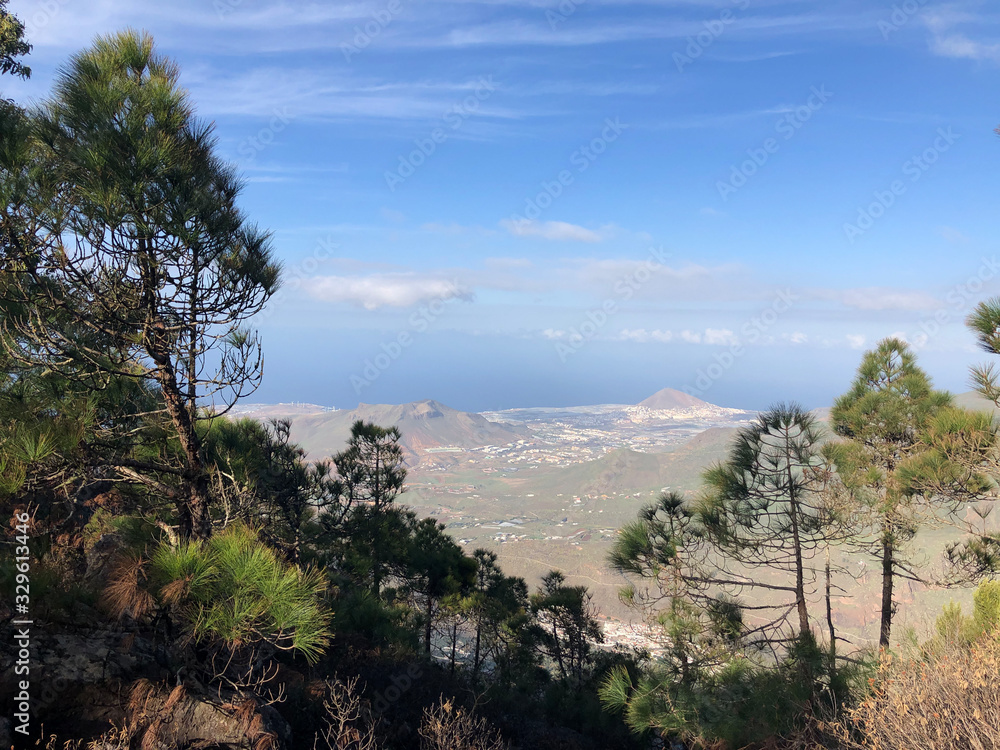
[4,0,1000,412]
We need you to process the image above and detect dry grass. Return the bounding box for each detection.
[418,698,506,750]
[37,723,134,750]
[831,636,1000,750]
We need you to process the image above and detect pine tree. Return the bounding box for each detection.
[699,404,848,647]
[2,31,279,540]
[327,420,407,594]
[830,338,951,648]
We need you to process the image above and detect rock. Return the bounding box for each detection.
[0,622,291,749]
[124,680,290,750]
[33,628,158,686]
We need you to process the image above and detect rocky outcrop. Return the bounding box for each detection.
[0,624,292,749]
[119,680,290,750]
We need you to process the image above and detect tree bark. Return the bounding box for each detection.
[879,534,894,649]
[425,595,433,654]
[151,347,211,541]
[473,613,483,681]
[826,549,836,674]
[786,448,810,637]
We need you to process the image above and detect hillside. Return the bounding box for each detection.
[638,387,711,410]
[952,389,1000,414]
[285,399,528,460]
[534,429,736,499]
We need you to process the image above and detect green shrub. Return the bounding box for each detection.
[933,579,1000,646]
[107,523,331,662]
[600,639,851,748]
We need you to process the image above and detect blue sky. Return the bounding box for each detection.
[5,0,1000,411]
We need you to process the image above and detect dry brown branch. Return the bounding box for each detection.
[312,677,379,750]
[418,698,506,750]
[830,636,1000,750]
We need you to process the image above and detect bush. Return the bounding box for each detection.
[836,636,1000,750]
[933,579,1000,645]
[105,523,331,662]
[419,699,506,750]
[313,676,379,750]
[600,637,853,749]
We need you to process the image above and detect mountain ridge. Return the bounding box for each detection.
[279,398,529,460]
[637,387,711,410]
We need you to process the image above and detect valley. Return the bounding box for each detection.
[234,390,755,624]
[235,388,1000,647]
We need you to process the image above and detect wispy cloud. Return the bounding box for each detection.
[618,328,673,343]
[303,274,474,309]
[938,225,971,243]
[923,5,1000,63]
[846,334,867,349]
[185,69,525,123]
[812,287,941,312]
[499,218,608,242]
[615,328,743,346]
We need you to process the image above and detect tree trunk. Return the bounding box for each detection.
[449,621,458,676]
[551,620,565,679]
[138,238,212,542]
[425,595,433,654]
[153,352,212,541]
[473,613,483,681]
[826,549,836,675]
[786,461,810,637]
[879,536,894,649]
[372,511,384,596]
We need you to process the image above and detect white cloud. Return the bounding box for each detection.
[923,9,1000,63]
[938,225,971,243]
[303,274,473,309]
[618,328,673,343]
[703,328,738,346]
[499,219,606,242]
[541,328,567,340]
[784,331,809,345]
[846,334,866,350]
[680,330,702,344]
[819,287,940,312]
[931,32,1000,62]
